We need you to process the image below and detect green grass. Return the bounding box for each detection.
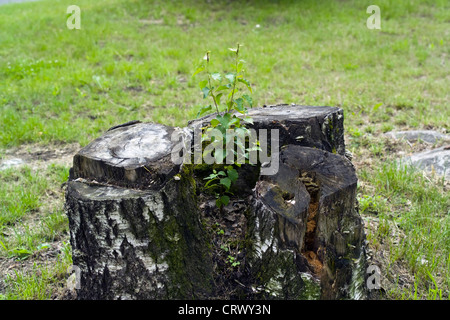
[0,167,48,225]
[2,257,71,300]
[359,162,450,299]
[0,164,71,299]
[0,0,449,299]
[0,0,448,147]
[0,164,69,256]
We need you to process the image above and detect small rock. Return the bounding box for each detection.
[0,158,25,170]
[402,146,450,179]
[385,130,450,144]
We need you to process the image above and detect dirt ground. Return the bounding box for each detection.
[0,142,80,171]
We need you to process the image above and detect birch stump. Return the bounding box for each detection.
[65,105,368,300]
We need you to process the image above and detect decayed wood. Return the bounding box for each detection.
[249,146,367,299]
[65,105,367,300]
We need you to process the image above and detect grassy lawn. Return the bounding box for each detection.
[0,0,449,299]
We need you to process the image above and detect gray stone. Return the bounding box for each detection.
[0,158,25,170]
[385,130,450,144]
[402,146,450,179]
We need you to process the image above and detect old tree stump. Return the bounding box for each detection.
[65,105,368,300]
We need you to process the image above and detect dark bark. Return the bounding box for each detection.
[65,105,367,300]
[248,146,367,300]
[66,167,214,299]
[189,104,346,155]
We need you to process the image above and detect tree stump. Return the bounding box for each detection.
[249,146,366,299]
[190,104,346,156]
[65,104,368,300]
[66,123,213,299]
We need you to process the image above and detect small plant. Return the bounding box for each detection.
[203,166,238,207]
[226,255,241,268]
[358,194,387,215]
[194,43,253,119]
[193,43,257,208]
[11,247,32,260]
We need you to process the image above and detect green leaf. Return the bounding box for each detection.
[204,172,218,180]
[225,73,235,83]
[243,116,254,124]
[248,145,262,152]
[235,140,245,153]
[0,240,7,251]
[219,195,230,206]
[227,168,238,183]
[202,147,213,161]
[214,92,223,106]
[220,177,231,190]
[214,148,227,163]
[236,126,250,137]
[211,72,222,81]
[204,179,218,190]
[37,243,50,251]
[234,98,245,113]
[229,116,241,127]
[217,113,232,129]
[202,87,211,99]
[198,79,208,89]
[238,78,252,93]
[197,105,212,118]
[373,102,383,112]
[216,84,231,91]
[210,118,220,127]
[193,66,205,77]
[12,248,32,260]
[242,94,253,107]
[237,61,244,73]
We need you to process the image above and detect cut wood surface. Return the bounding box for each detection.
[190,104,346,155]
[65,105,367,300]
[70,122,184,190]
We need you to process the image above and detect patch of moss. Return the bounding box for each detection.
[145,164,214,298]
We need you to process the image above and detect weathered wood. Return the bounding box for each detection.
[249,146,366,299]
[66,167,214,299]
[70,122,184,190]
[190,104,346,155]
[65,105,367,300]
